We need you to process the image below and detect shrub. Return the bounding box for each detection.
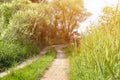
[0,42,39,72]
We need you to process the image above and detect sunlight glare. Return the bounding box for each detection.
[78,0,118,33]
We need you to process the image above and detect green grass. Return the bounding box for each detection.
[65,28,120,80]
[0,48,56,80]
[64,9,120,80]
[65,36,120,80]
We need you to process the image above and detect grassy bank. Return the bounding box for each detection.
[64,13,120,80]
[65,25,120,80]
[0,48,56,80]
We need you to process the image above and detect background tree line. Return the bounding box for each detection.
[0,0,89,47]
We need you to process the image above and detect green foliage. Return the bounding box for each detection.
[0,0,12,4]
[0,0,51,72]
[65,5,120,80]
[0,0,52,46]
[0,2,15,35]
[0,2,46,72]
[0,42,39,72]
[0,0,88,45]
[0,48,56,80]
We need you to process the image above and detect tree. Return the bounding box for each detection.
[0,0,90,47]
[50,0,89,43]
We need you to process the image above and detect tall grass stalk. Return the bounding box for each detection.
[65,4,120,80]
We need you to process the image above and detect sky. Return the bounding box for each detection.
[78,0,118,33]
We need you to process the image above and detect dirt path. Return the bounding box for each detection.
[40,45,69,80]
[0,46,54,78]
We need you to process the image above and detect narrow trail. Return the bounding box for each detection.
[0,46,54,78]
[40,45,69,80]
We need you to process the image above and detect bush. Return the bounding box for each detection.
[0,42,39,72]
[0,0,52,46]
[0,0,46,72]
